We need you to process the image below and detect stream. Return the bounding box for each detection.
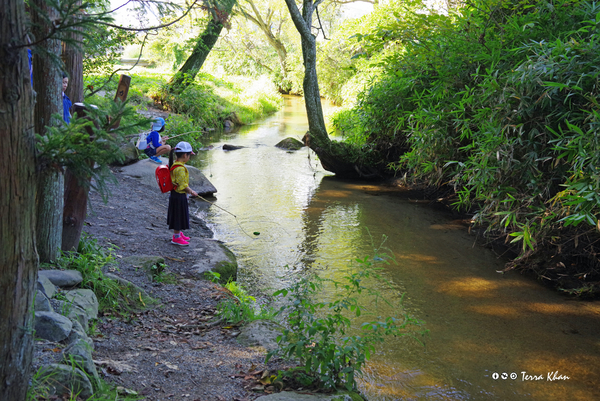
[189,95,600,401]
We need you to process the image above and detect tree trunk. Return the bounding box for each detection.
[62,25,84,104]
[62,103,94,252]
[283,0,358,176]
[0,1,38,399]
[61,14,87,253]
[32,0,64,263]
[169,0,236,90]
[62,168,90,252]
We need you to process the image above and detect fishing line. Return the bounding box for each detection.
[193,195,257,240]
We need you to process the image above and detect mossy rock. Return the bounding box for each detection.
[193,241,238,283]
[122,255,165,280]
[275,137,304,151]
[211,243,237,283]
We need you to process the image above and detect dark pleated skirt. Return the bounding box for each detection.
[167,191,190,230]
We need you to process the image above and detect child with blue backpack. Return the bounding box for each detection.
[145,117,171,164]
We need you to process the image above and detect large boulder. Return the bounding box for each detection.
[191,240,237,282]
[120,158,217,196]
[112,141,140,166]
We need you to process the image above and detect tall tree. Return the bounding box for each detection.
[61,0,86,253]
[284,0,357,175]
[32,0,64,262]
[237,0,290,81]
[0,0,39,398]
[168,0,237,90]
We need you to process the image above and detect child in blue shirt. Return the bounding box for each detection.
[144,117,171,164]
[62,74,72,124]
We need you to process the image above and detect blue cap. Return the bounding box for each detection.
[152,117,165,131]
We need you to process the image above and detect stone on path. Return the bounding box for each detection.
[63,289,99,320]
[39,269,83,288]
[37,274,57,298]
[34,290,53,313]
[237,320,283,352]
[34,311,73,342]
[37,363,94,400]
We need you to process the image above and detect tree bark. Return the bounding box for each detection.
[62,25,84,104]
[0,1,38,399]
[282,0,363,177]
[62,104,94,252]
[169,0,236,90]
[61,9,87,253]
[32,0,64,263]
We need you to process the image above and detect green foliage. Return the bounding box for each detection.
[157,72,282,127]
[216,279,275,325]
[331,0,600,273]
[35,99,150,200]
[267,257,423,391]
[44,234,150,314]
[82,1,139,77]
[27,358,141,401]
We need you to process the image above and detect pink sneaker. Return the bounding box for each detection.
[180,232,190,241]
[171,236,189,246]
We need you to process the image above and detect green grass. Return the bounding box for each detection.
[84,68,283,129]
[43,234,151,315]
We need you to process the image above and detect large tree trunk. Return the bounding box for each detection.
[32,0,63,262]
[61,16,86,253]
[62,104,93,253]
[169,0,236,90]
[284,0,357,176]
[0,1,39,399]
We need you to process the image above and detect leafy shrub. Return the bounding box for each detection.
[214,275,275,325]
[267,256,423,391]
[45,234,149,314]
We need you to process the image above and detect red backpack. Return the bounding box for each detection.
[155,164,184,193]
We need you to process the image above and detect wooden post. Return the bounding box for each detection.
[110,74,131,129]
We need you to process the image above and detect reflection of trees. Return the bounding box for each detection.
[298,176,357,272]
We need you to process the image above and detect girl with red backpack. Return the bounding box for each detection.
[167,141,198,246]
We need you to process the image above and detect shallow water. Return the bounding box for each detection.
[190,96,600,401]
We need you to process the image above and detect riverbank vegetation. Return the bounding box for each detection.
[315,0,600,296]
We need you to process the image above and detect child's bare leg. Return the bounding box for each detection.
[156,145,171,156]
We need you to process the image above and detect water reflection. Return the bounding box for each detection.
[190,96,600,401]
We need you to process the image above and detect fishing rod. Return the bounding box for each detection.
[128,129,207,139]
[192,195,258,239]
[164,130,207,141]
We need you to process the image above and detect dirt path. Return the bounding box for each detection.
[84,167,276,401]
